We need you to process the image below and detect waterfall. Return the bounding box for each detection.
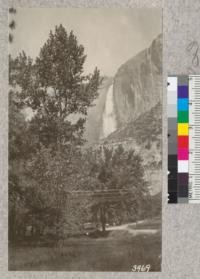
[101,84,117,138]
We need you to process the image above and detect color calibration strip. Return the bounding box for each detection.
[177,76,189,203]
[168,75,200,203]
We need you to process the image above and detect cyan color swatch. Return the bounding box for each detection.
[178,98,188,111]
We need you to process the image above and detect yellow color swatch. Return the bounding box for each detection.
[178,123,188,136]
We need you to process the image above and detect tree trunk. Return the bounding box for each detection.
[102,220,106,233]
[100,206,106,233]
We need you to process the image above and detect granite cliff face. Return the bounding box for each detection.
[83,35,162,195]
[84,34,162,146]
[113,34,162,126]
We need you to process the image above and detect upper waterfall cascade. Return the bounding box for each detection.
[101,84,117,138]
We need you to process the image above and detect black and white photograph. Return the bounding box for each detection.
[8,7,162,271]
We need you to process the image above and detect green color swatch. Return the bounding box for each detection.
[178,111,188,123]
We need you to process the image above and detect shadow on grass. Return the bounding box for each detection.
[9,230,161,271]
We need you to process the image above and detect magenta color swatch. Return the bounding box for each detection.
[178,148,188,160]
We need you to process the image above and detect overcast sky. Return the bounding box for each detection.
[10,8,162,77]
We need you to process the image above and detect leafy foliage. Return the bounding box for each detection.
[81,145,149,231]
[9,25,101,241]
[11,25,101,147]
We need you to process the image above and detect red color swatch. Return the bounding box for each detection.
[178,136,189,148]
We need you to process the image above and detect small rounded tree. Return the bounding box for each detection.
[84,145,149,233]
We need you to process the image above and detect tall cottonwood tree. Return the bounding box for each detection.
[14,24,101,148]
[9,25,101,239]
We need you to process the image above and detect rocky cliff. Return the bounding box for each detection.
[83,35,162,195]
[84,34,162,146]
[113,34,162,126]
